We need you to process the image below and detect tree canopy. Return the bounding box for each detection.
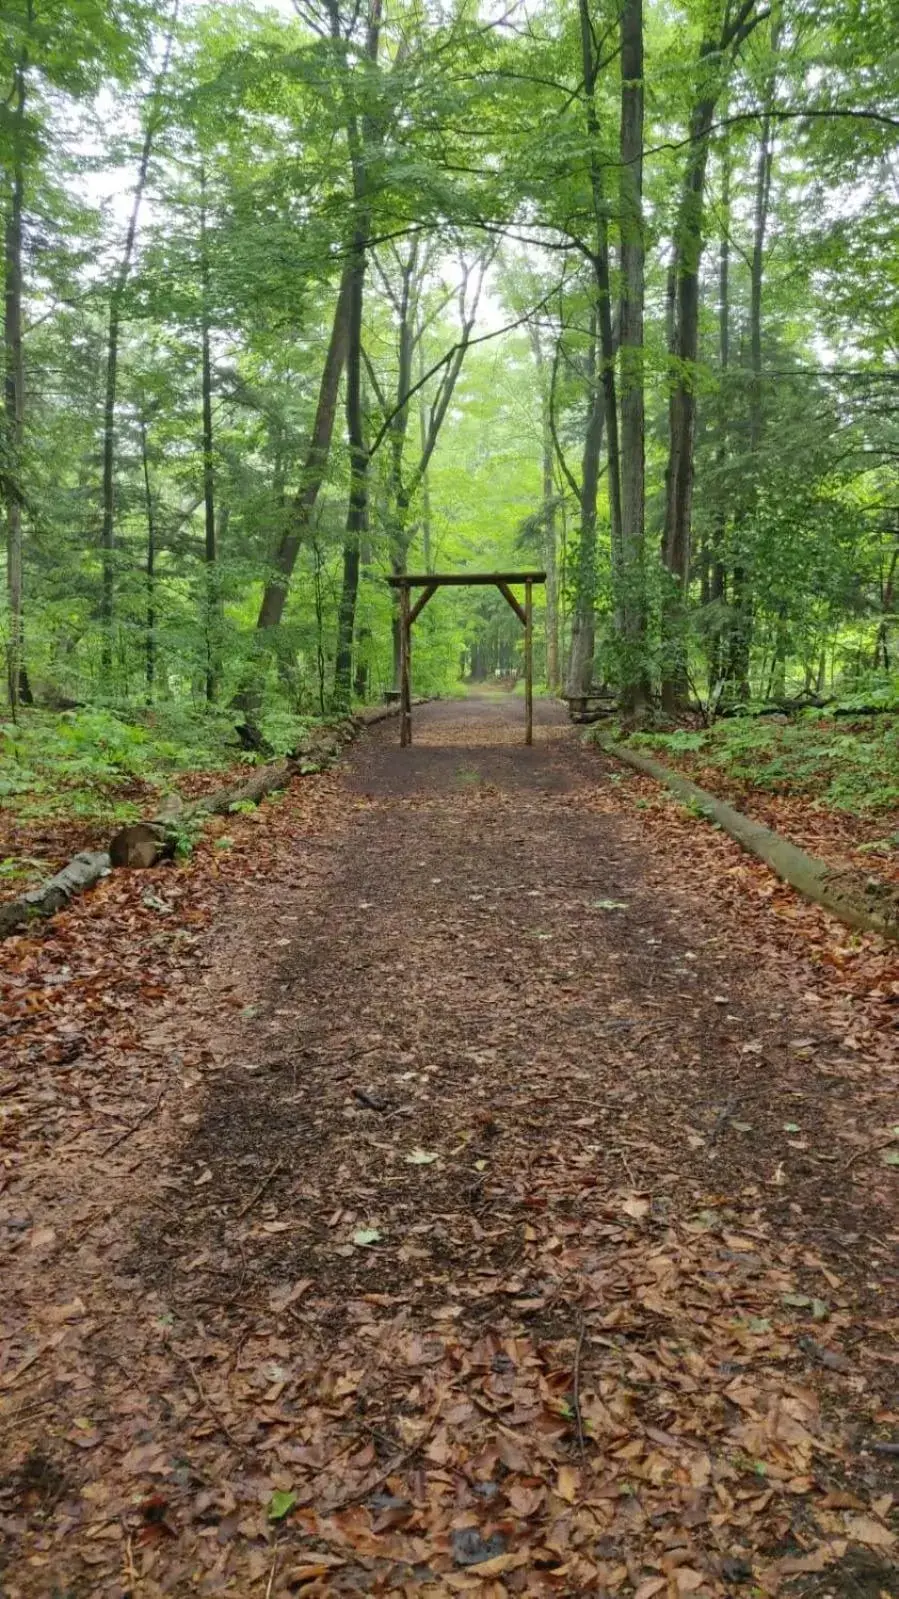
[2,0,897,722]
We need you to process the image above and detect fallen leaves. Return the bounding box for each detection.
[1,704,897,1597]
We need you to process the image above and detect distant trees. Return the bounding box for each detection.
[1,0,896,719]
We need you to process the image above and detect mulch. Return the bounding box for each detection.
[0,696,896,1598]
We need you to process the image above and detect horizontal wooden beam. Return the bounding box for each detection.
[387,571,546,588]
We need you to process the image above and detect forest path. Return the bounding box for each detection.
[1,696,897,1597]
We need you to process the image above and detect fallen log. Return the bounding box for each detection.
[354,695,433,728]
[0,703,415,934]
[0,850,111,940]
[597,737,899,943]
[108,753,324,868]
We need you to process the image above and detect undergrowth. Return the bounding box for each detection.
[625,710,899,816]
[0,704,321,878]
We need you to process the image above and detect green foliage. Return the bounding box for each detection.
[630,706,899,814]
[0,705,236,826]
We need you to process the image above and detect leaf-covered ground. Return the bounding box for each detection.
[1,697,897,1598]
[618,715,899,888]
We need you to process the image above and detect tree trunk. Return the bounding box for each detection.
[3,37,26,716]
[730,22,780,698]
[661,79,717,711]
[333,238,368,711]
[599,737,899,941]
[618,0,647,708]
[140,418,156,702]
[661,3,766,710]
[254,265,353,638]
[566,317,605,702]
[577,0,623,583]
[332,0,382,711]
[709,145,730,690]
[199,162,220,703]
[529,327,560,692]
[99,10,178,681]
[418,329,433,573]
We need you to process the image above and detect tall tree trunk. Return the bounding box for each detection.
[199,161,219,703]
[660,2,767,710]
[578,0,623,579]
[529,326,559,691]
[254,265,352,640]
[660,71,717,711]
[731,17,780,698]
[140,418,156,702]
[417,330,433,573]
[100,8,178,681]
[333,239,368,709]
[618,0,647,708]
[566,317,605,701]
[708,145,730,690]
[332,0,381,711]
[3,33,27,716]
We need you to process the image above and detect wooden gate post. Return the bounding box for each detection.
[399,581,412,747]
[524,578,533,747]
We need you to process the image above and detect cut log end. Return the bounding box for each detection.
[109,823,175,870]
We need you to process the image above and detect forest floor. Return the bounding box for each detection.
[614,715,899,889]
[1,695,897,1599]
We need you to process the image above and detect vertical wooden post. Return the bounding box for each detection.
[399,581,412,746]
[524,578,533,746]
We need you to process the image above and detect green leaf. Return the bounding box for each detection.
[352,1227,382,1246]
[783,1122,801,1133]
[880,1150,899,1167]
[593,899,629,911]
[406,1148,439,1165]
[267,1490,297,1522]
[781,1293,812,1309]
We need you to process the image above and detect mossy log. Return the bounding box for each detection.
[0,851,111,940]
[599,737,899,943]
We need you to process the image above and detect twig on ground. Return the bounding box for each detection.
[0,1343,48,1392]
[264,1548,279,1598]
[572,1314,587,1462]
[866,1439,899,1456]
[102,1090,165,1155]
[236,1159,284,1219]
[322,1409,441,1513]
[843,1136,895,1174]
[124,1531,138,1592]
[180,1351,240,1449]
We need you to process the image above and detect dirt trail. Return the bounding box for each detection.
[1,696,897,1598]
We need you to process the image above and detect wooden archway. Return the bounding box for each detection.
[386,572,547,747]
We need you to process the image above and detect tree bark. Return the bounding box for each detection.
[0,852,111,940]
[529,325,559,691]
[578,0,623,582]
[254,264,353,637]
[566,316,605,702]
[3,30,27,716]
[332,0,382,711]
[140,418,156,702]
[199,161,220,703]
[708,144,730,688]
[618,0,647,708]
[100,9,178,680]
[661,0,766,711]
[730,18,781,697]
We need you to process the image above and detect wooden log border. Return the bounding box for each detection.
[598,736,899,944]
